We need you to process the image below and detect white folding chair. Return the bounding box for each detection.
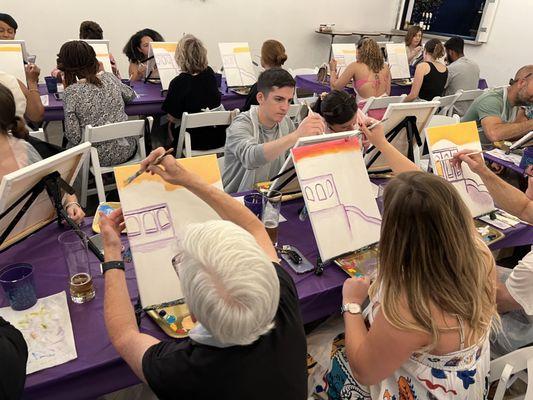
[29,129,46,142]
[361,94,407,115]
[453,88,486,116]
[432,93,461,116]
[490,346,533,400]
[288,67,319,78]
[176,110,238,159]
[80,118,153,207]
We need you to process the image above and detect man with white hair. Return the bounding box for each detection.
[99,147,307,399]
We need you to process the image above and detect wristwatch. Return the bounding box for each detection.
[341,303,362,315]
[100,261,125,275]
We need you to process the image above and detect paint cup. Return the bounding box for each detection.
[261,190,282,246]
[44,76,58,94]
[243,192,263,218]
[519,147,533,170]
[58,231,95,304]
[0,263,38,311]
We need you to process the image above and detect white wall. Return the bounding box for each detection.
[5,0,397,80]
[465,0,533,87]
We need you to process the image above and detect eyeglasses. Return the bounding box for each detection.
[509,72,532,86]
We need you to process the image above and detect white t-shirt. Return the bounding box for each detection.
[506,249,533,315]
[0,71,26,118]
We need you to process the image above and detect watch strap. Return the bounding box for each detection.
[100,261,125,275]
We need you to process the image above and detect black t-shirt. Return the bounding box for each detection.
[0,317,28,400]
[142,263,307,400]
[241,82,259,112]
[162,67,226,151]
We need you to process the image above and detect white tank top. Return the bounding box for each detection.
[0,70,27,118]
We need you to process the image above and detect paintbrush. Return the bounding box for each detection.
[123,148,174,186]
[437,150,483,162]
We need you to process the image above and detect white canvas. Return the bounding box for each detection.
[292,136,381,261]
[0,43,26,84]
[332,43,357,76]
[0,143,90,251]
[385,43,410,80]
[364,101,440,172]
[0,291,77,374]
[148,42,180,91]
[114,155,222,308]
[218,42,256,87]
[426,121,495,217]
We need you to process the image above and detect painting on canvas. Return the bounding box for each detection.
[292,136,381,261]
[426,121,494,217]
[114,155,222,308]
[0,292,77,374]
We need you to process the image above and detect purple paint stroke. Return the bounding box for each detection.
[344,205,381,225]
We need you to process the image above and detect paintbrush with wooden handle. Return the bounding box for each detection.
[123,148,174,186]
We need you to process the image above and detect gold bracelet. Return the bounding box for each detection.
[29,88,40,93]
[64,201,81,210]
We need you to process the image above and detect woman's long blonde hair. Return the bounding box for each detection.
[357,38,384,74]
[369,171,498,349]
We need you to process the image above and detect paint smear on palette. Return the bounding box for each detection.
[292,136,361,162]
[114,154,221,192]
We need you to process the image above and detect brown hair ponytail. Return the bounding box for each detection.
[0,82,28,139]
[425,39,445,59]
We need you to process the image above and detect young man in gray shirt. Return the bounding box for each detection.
[223,68,325,193]
[443,36,480,116]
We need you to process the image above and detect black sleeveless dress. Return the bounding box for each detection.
[419,62,448,101]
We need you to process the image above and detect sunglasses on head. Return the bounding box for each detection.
[509,72,533,85]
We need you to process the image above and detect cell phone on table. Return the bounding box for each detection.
[53,92,65,101]
[89,233,125,255]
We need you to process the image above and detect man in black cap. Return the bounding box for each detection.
[0,13,17,40]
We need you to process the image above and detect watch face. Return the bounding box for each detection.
[347,303,361,314]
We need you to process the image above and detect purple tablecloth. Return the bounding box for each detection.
[295,74,489,98]
[484,152,525,175]
[41,78,246,122]
[1,192,531,399]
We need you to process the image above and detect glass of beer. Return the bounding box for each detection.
[58,230,95,304]
[261,189,282,246]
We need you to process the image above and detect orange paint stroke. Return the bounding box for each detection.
[426,121,479,146]
[114,154,221,191]
[292,136,361,162]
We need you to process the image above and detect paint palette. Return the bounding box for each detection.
[334,244,378,279]
[146,302,197,338]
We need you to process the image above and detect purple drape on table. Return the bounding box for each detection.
[1,191,530,399]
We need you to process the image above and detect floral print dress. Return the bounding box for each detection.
[325,309,490,400]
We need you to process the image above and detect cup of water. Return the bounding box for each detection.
[261,190,282,246]
[0,263,38,310]
[45,76,58,94]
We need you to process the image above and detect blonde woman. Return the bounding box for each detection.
[330,38,391,107]
[324,123,499,399]
[163,34,225,152]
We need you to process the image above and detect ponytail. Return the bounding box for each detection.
[10,116,29,139]
[425,39,445,59]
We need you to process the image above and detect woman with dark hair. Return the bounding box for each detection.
[405,25,423,65]
[312,90,359,133]
[405,39,448,102]
[242,39,288,112]
[0,82,84,222]
[123,28,164,81]
[58,41,137,167]
[79,21,120,78]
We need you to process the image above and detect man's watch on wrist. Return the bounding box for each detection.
[341,302,362,315]
[100,261,125,275]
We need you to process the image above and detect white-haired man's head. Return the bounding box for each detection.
[178,220,280,345]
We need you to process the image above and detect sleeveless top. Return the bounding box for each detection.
[0,71,27,118]
[325,305,490,399]
[419,62,448,101]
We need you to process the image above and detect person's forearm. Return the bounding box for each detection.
[478,168,532,221]
[262,132,298,162]
[344,313,370,381]
[103,248,140,346]
[497,281,522,313]
[374,141,420,174]
[487,119,533,142]
[25,80,44,123]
